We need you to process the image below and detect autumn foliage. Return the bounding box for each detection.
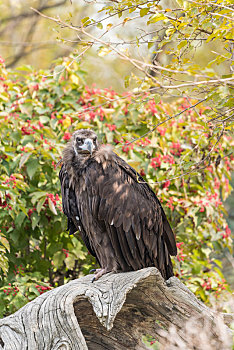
[0,57,233,317]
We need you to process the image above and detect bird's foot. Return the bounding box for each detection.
[91,267,108,283]
[89,268,100,273]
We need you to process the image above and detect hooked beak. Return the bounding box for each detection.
[80,138,95,155]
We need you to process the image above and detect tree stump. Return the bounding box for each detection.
[0,267,232,350]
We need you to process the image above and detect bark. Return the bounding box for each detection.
[0,267,232,350]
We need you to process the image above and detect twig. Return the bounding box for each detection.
[126,98,207,145]
[41,45,91,78]
[146,124,228,185]
[30,8,234,89]
[2,0,67,24]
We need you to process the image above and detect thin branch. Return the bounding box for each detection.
[1,0,67,24]
[41,45,91,78]
[151,150,232,186]
[160,77,234,89]
[141,125,228,186]
[30,8,234,90]
[186,0,234,12]
[6,43,74,68]
[0,40,62,46]
[210,12,233,21]
[208,108,234,122]
[75,0,158,29]
[126,98,207,145]
[155,12,233,42]
[6,14,40,67]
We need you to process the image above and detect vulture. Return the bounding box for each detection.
[59,129,177,281]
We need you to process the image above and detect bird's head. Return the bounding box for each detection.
[72,129,99,157]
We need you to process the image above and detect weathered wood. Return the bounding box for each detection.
[0,267,232,350]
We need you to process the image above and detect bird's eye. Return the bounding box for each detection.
[76,138,82,144]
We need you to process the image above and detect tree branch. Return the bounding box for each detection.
[0,268,232,349]
[30,8,234,90]
[1,0,67,24]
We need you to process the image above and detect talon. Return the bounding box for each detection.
[89,269,96,273]
[90,267,108,282]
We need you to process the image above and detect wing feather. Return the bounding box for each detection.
[106,225,129,271]
[117,226,140,270]
[59,164,97,259]
[60,147,177,280]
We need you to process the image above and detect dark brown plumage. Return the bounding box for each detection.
[59,129,177,281]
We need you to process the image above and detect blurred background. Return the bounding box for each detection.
[0,0,136,91]
[0,0,232,91]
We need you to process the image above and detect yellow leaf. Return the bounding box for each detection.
[123,17,130,25]
[127,160,141,171]
[98,47,112,57]
[63,116,71,128]
[70,74,79,85]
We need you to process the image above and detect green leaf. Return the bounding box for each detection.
[97,22,103,29]
[81,16,91,26]
[19,153,32,169]
[64,254,76,269]
[31,212,40,230]
[147,13,166,24]
[53,65,64,81]
[21,135,34,146]
[18,205,28,216]
[148,41,155,49]
[124,75,130,88]
[36,197,46,214]
[30,191,48,205]
[213,259,222,268]
[154,94,160,104]
[53,251,64,269]
[26,159,39,179]
[47,242,63,255]
[16,65,33,72]
[81,16,89,24]
[0,93,9,102]
[15,212,26,227]
[10,131,21,143]
[0,235,10,252]
[48,198,57,215]
[39,116,50,124]
[183,161,194,170]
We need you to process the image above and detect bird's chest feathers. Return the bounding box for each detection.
[68,158,112,197]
